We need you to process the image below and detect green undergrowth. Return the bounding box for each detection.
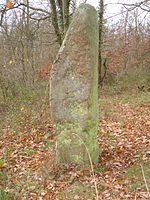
[0,84,50,131]
[59,181,95,199]
[99,71,150,116]
[102,67,150,97]
[0,188,13,200]
[99,91,150,107]
[124,161,150,191]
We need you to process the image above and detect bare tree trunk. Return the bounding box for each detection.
[26,0,35,88]
[123,11,129,71]
[49,0,62,45]
[98,0,104,86]
[63,0,70,34]
[0,72,8,101]
[134,8,140,68]
[21,4,27,86]
[56,0,64,32]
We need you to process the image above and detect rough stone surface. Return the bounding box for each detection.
[50,4,99,164]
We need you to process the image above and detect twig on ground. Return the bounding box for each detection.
[140,164,150,198]
[134,190,137,200]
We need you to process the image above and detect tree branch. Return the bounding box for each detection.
[107,0,150,12]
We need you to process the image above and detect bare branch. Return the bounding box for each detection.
[106,0,150,12]
[0,2,51,27]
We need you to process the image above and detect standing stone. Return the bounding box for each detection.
[51,4,99,164]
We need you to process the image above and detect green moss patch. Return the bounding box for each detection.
[59,181,95,200]
[124,161,150,191]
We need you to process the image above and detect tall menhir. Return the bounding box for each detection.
[50,4,99,164]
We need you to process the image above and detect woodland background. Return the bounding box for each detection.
[0,0,150,99]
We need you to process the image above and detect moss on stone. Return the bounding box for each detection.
[56,117,99,164]
[56,121,85,163]
[84,118,99,163]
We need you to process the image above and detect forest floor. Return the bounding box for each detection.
[0,87,150,200]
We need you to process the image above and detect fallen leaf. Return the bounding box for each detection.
[6,0,13,9]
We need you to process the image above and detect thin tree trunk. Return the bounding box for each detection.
[56,0,64,32]
[49,0,62,45]
[98,0,104,86]
[63,0,70,34]
[26,0,35,88]
[21,4,27,86]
